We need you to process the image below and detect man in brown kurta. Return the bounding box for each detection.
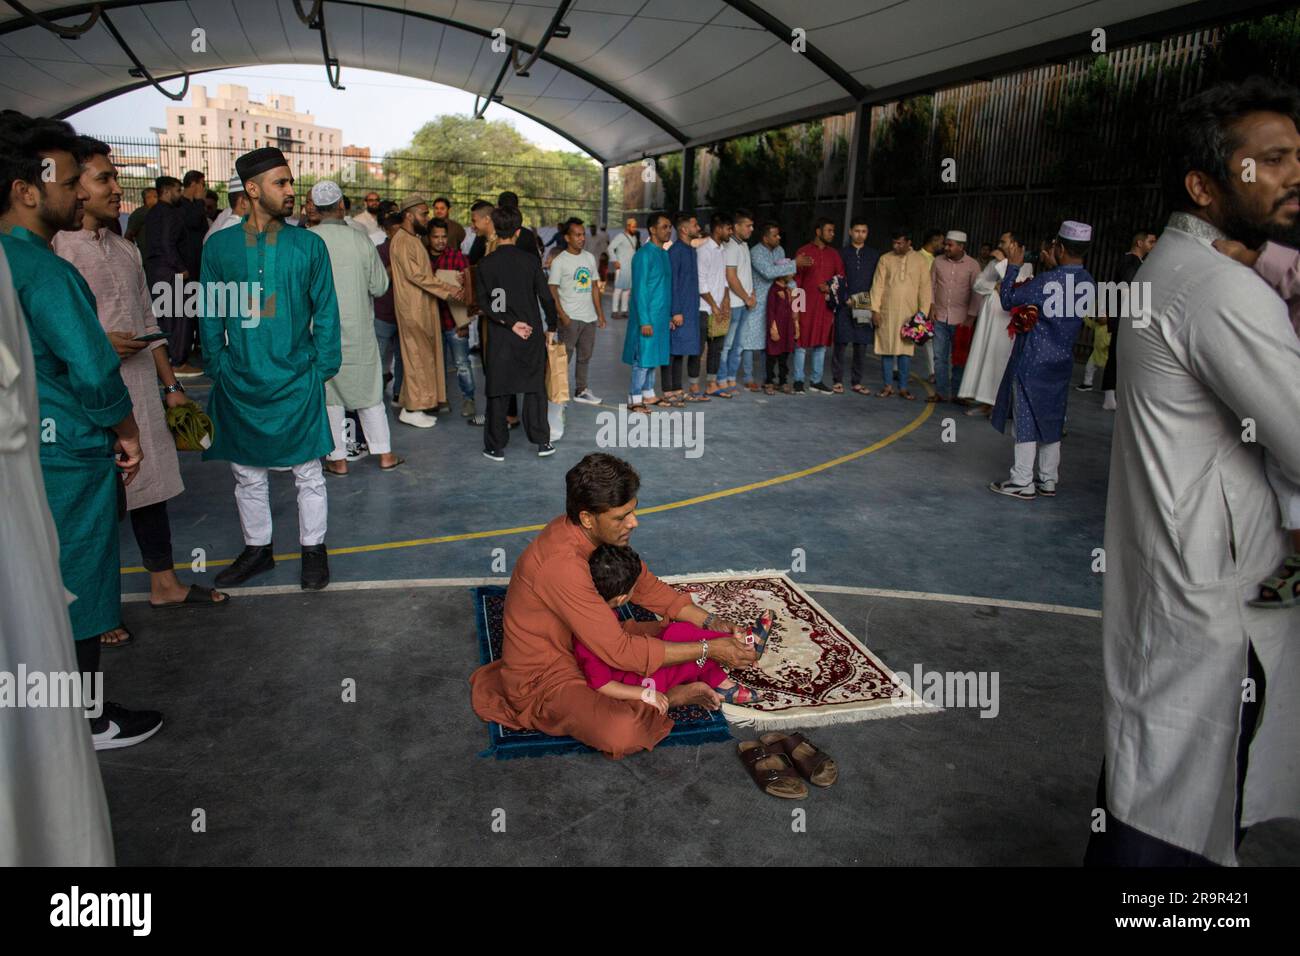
[470,454,758,758]
[389,195,454,423]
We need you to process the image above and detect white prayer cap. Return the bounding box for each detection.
[1059,220,1092,242]
[311,180,343,207]
[227,174,244,194]
[945,230,967,244]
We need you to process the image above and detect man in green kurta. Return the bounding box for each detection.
[199,147,341,591]
[307,180,400,476]
[1,110,163,750]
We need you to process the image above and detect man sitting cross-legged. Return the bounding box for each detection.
[469,453,759,759]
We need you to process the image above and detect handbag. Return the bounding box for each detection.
[707,310,731,339]
[166,400,215,451]
[850,292,873,325]
[544,337,570,404]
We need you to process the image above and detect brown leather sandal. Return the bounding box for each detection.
[759,732,838,787]
[737,740,808,799]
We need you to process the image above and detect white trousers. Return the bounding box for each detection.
[548,400,566,441]
[326,403,392,459]
[612,288,630,313]
[1010,441,1061,486]
[231,460,327,546]
[1082,358,1099,386]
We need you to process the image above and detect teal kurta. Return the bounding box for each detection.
[309,220,389,409]
[198,218,342,467]
[1,225,133,641]
[622,241,671,369]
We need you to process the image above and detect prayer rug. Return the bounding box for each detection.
[661,572,939,730]
[472,586,732,759]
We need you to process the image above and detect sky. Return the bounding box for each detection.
[68,63,586,158]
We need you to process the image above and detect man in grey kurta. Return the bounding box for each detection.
[308,181,399,475]
[1087,79,1300,866]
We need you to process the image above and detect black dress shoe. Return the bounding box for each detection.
[301,544,330,591]
[214,545,274,587]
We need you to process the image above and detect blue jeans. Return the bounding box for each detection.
[741,349,759,384]
[932,321,959,397]
[442,327,475,399]
[375,319,402,399]
[882,354,912,389]
[792,346,826,384]
[719,305,747,381]
[629,365,656,402]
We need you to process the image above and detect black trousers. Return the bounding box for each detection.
[1101,316,1119,392]
[832,341,868,386]
[165,304,195,367]
[765,353,789,386]
[663,353,700,392]
[129,499,174,573]
[485,392,547,452]
[75,633,100,676]
[1083,643,1265,866]
[703,312,724,377]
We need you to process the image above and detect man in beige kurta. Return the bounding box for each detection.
[867,231,933,397]
[53,142,224,617]
[389,195,455,427]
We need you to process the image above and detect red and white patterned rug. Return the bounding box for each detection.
[663,572,939,730]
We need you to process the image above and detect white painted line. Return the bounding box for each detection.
[123,576,1102,618]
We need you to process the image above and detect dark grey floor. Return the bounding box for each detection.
[101,587,1300,866]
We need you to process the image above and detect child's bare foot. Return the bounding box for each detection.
[667,681,722,710]
[716,677,762,705]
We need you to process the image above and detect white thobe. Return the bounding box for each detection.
[958,259,1032,405]
[1101,212,1300,865]
[0,245,114,865]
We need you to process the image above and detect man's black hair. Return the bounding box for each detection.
[566,453,640,524]
[733,208,753,223]
[564,216,585,235]
[182,169,204,187]
[497,190,520,209]
[0,110,81,215]
[1164,76,1300,212]
[429,217,448,233]
[923,228,944,244]
[759,219,781,236]
[813,216,835,232]
[470,199,493,214]
[646,211,669,230]
[490,204,522,238]
[588,544,643,602]
[891,227,910,240]
[849,217,869,229]
[673,211,696,229]
[433,195,451,208]
[73,135,111,163]
[710,212,734,230]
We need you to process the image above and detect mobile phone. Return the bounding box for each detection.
[134,331,169,342]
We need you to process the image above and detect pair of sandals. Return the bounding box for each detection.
[737,732,839,799]
[706,384,738,399]
[876,385,916,401]
[1250,554,1300,608]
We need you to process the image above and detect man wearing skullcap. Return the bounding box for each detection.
[308,181,401,474]
[204,173,249,245]
[198,146,342,590]
[928,229,982,402]
[389,194,458,427]
[987,220,1095,499]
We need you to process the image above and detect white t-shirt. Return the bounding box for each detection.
[548,249,599,323]
[725,237,755,307]
[697,238,728,313]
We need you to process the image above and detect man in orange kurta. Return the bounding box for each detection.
[470,454,758,758]
[389,195,454,422]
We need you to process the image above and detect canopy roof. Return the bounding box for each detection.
[0,0,1278,164]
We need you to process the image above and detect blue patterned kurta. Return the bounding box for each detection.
[991,264,1093,444]
[746,243,797,351]
[623,242,671,369]
[667,240,701,356]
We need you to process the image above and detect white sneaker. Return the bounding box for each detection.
[398,409,437,428]
[1102,390,1117,411]
[573,389,601,405]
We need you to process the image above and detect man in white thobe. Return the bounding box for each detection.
[958,230,1033,413]
[204,174,248,245]
[1087,78,1300,866]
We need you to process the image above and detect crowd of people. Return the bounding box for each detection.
[1,74,1298,867]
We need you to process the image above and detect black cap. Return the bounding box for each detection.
[235,146,289,184]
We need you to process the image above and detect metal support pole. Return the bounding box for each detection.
[842,100,869,241]
[599,164,610,229]
[680,146,695,214]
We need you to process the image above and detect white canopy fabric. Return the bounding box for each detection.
[0,0,1273,164]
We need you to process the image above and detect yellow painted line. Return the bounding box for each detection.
[121,383,936,574]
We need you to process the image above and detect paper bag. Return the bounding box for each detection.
[435,269,472,328]
[545,337,570,404]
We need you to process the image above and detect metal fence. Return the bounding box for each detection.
[94,135,616,229]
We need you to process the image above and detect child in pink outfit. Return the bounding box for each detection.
[1214,238,1300,608]
[575,544,770,711]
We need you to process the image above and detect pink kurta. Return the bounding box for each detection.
[1254,241,1300,336]
[574,619,730,693]
[793,243,844,348]
[52,227,183,510]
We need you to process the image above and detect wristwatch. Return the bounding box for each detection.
[163,382,185,394]
[696,639,708,669]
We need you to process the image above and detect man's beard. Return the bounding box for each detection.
[413,220,430,237]
[1220,185,1300,249]
[42,200,81,232]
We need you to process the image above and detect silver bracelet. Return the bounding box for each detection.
[695,639,708,669]
[702,611,716,631]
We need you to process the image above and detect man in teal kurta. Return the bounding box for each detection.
[199,147,341,591]
[1,112,163,751]
[621,212,673,410]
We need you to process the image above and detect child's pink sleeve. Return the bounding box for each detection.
[572,639,615,690]
[1254,242,1300,336]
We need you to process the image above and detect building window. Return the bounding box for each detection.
[177,115,184,125]
[241,121,246,129]
[200,115,206,126]
[228,119,232,128]
[179,133,185,143]
[178,149,186,158]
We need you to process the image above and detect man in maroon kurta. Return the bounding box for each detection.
[470,454,758,758]
[792,218,845,393]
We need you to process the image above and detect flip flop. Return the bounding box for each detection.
[759,732,839,788]
[150,584,228,610]
[706,389,731,399]
[99,624,134,648]
[832,383,845,394]
[747,609,775,657]
[717,680,762,705]
[852,384,871,395]
[324,464,348,477]
[736,740,807,799]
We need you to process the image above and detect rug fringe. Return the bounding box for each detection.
[724,702,943,731]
